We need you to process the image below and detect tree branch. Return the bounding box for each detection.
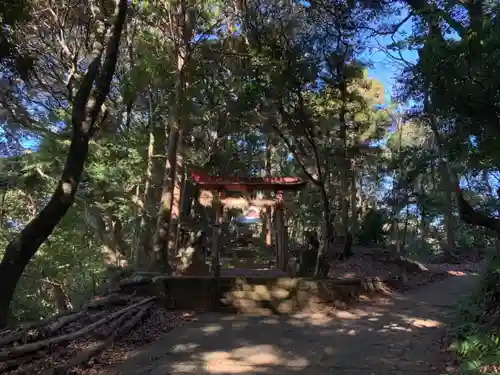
[455,186,500,234]
[271,109,321,186]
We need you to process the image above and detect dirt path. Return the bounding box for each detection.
[108,273,477,375]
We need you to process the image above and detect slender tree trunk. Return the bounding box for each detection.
[350,169,358,238]
[151,0,193,272]
[181,181,195,219]
[402,204,410,248]
[88,209,129,288]
[0,0,128,328]
[0,189,6,229]
[152,123,181,272]
[440,161,457,249]
[420,208,429,239]
[340,177,350,235]
[391,116,403,251]
[136,89,156,268]
[424,82,457,251]
[315,184,334,276]
[431,159,438,190]
[133,184,141,257]
[336,67,350,239]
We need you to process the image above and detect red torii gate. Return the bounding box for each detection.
[191,171,307,191]
[190,171,307,278]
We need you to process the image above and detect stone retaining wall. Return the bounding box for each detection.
[152,275,402,314]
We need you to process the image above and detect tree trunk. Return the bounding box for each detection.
[315,184,334,277]
[151,123,181,272]
[420,209,429,239]
[440,161,457,249]
[340,170,350,237]
[88,209,128,279]
[423,77,457,251]
[0,0,128,328]
[136,88,157,268]
[391,116,403,251]
[181,181,195,219]
[338,72,350,238]
[151,0,192,272]
[350,169,358,237]
[402,204,410,248]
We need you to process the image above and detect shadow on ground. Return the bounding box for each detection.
[110,272,477,375]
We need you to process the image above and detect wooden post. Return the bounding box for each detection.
[211,192,223,310]
[275,207,285,271]
[273,207,279,267]
[283,212,289,270]
[173,166,187,252]
[275,191,287,272]
[265,206,272,247]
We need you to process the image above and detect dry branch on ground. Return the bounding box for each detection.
[0,297,156,361]
[0,294,188,375]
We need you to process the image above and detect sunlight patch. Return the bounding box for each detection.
[203,345,309,373]
[447,270,467,276]
[406,318,442,328]
[381,323,412,332]
[332,310,359,320]
[171,343,200,353]
[306,313,333,326]
[201,324,222,334]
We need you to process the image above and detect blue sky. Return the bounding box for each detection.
[366,15,418,103]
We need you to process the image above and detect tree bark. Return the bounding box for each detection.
[136,88,157,268]
[314,184,334,277]
[337,62,350,241]
[0,0,128,328]
[423,80,457,251]
[151,0,192,272]
[391,116,404,252]
[339,120,350,238]
[350,169,358,238]
[152,123,182,272]
[440,161,457,249]
[403,204,410,247]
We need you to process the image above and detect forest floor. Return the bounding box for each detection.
[0,251,483,375]
[106,268,478,375]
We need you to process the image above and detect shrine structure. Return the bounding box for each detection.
[190,171,307,279]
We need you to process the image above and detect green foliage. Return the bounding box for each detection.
[450,254,500,374]
[357,208,387,245]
